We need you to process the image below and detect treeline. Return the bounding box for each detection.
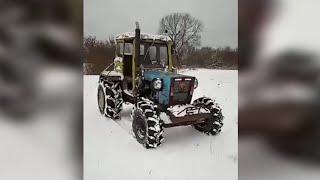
[83,36,238,74]
[83,36,115,74]
[184,46,238,69]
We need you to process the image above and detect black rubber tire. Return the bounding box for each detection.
[97,84,106,114]
[131,98,164,148]
[192,97,224,135]
[98,78,123,119]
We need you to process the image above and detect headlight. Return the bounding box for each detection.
[194,78,198,89]
[152,78,162,90]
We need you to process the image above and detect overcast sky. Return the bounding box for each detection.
[84,0,237,48]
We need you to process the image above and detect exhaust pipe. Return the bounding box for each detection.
[132,22,141,91]
[135,22,140,61]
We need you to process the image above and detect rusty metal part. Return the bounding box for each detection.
[163,113,210,128]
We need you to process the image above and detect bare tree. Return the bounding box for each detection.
[158,13,203,66]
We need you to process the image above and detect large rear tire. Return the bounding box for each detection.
[97,78,123,119]
[193,97,223,135]
[131,98,164,148]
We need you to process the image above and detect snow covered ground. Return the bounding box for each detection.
[84,69,238,180]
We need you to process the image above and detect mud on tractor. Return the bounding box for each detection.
[97,23,223,148]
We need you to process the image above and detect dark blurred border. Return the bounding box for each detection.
[0,0,83,179]
[239,0,320,179]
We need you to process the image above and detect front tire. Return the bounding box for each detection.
[97,78,123,119]
[131,98,164,148]
[193,97,224,135]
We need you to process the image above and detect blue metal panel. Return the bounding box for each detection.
[143,71,170,105]
[143,70,194,106]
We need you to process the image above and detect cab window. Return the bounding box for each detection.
[160,46,168,65]
[149,46,157,64]
[140,44,144,55]
[116,43,123,57]
[124,43,133,55]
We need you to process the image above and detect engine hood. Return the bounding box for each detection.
[143,70,196,107]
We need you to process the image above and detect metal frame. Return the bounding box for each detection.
[162,105,211,128]
[164,113,210,128]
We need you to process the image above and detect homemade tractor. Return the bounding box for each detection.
[97,23,223,148]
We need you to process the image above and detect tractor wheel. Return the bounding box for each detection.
[131,98,164,148]
[97,79,123,119]
[192,97,224,135]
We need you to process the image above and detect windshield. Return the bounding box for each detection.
[141,43,168,66]
[121,42,168,66]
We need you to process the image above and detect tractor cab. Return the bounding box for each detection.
[113,29,174,93]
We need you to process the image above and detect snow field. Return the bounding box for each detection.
[84,69,238,180]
